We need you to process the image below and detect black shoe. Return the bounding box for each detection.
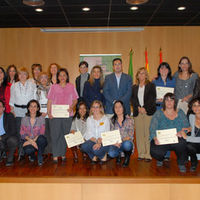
[122,151,131,167]
[38,160,43,166]
[116,155,121,165]
[28,156,35,163]
[5,161,13,167]
[144,158,152,162]
[190,165,197,172]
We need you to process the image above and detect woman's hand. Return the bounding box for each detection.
[48,112,53,119]
[41,112,48,117]
[70,130,76,134]
[114,143,121,148]
[93,143,101,150]
[157,98,163,103]
[68,105,73,114]
[123,137,130,141]
[154,137,159,145]
[182,94,192,102]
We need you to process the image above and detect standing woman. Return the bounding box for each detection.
[34,72,51,154]
[174,56,198,114]
[48,63,60,85]
[153,62,175,109]
[70,101,89,162]
[9,67,36,135]
[6,65,18,84]
[20,100,47,166]
[131,67,156,162]
[81,100,110,164]
[30,64,42,86]
[108,100,134,167]
[83,65,105,108]
[47,68,78,163]
[0,67,11,113]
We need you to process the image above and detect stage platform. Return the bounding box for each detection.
[0,153,200,200]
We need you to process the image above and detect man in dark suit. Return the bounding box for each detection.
[75,61,90,102]
[103,58,132,115]
[0,100,18,166]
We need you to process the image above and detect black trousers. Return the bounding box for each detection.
[187,142,200,166]
[150,138,187,165]
[0,134,19,162]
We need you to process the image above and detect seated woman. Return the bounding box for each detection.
[70,101,89,162]
[81,100,110,164]
[20,99,47,166]
[108,100,134,167]
[185,97,200,172]
[150,93,189,173]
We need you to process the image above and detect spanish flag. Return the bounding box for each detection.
[145,48,149,73]
[159,48,163,64]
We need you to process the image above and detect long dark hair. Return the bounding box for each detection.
[26,99,41,117]
[156,62,172,80]
[6,65,18,83]
[0,67,8,88]
[178,56,194,74]
[111,100,127,125]
[188,97,200,115]
[57,68,69,83]
[162,93,177,111]
[73,101,89,120]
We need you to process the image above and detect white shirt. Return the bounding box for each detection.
[138,85,145,107]
[9,80,36,117]
[84,115,110,140]
[115,73,122,88]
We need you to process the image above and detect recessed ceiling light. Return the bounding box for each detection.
[130,6,138,10]
[82,7,90,12]
[35,8,43,12]
[177,6,186,11]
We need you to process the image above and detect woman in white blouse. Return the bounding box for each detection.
[9,67,36,136]
[81,100,110,164]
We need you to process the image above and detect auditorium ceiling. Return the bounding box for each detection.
[1,0,200,28]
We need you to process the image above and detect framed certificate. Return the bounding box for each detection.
[156,128,178,145]
[101,130,122,146]
[64,131,84,148]
[52,104,69,118]
[156,86,174,99]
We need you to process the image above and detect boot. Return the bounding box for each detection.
[82,152,87,161]
[122,151,131,167]
[71,147,78,162]
[116,154,121,165]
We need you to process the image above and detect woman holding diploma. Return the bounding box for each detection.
[108,100,134,167]
[174,56,198,114]
[70,101,89,162]
[47,68,78,163]
[131,67,156,162]
[81,100,110,164]
[150,93,189,173]
[20,100,47,166]
[184,97,200,171]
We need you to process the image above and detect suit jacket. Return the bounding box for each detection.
[103,73,132,114]
[131,82,156,117]
[75,73,90,98]
[2,112,17,137]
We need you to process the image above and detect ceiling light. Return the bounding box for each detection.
[177,6,186,11]
[126,0,148,5]
[35,8,43,12]
[23,0,45,7]
[130,6,138,10]
[82,7,90,12]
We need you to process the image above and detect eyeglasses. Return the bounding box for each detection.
[92,106,100,109]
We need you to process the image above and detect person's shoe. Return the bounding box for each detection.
[156,161,163,167]
[38,160,43,166]
[62,156,66,162]
[5,160,13,167]
[122,151,131,167]
[164,157,170,162]
[190,165,197,172]
[82,153,87,161]
[116,155,121,165]
[28,156,35,163]
[178,165,186,173]
[144,158,152,162]
[137,157,144,161]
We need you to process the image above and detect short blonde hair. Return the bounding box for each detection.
[135,67,149,85]
[18,67,29,79]
[89,100,104,116]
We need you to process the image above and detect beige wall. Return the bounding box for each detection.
[0,26,199,84]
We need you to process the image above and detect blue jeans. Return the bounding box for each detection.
[81,140,109,160]
[108,140,134,158]
[23,135,47,162]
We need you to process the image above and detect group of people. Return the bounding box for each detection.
[0,57,200,173]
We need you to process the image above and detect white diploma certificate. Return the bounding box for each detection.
[52,104,69,118]
[156,128,178,145]
[101,130,122,146]
[64,131,84,148]
[156,86,174,99]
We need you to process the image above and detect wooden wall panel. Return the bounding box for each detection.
[0,27,199,84]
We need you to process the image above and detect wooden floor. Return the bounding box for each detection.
[0,151,200,184]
